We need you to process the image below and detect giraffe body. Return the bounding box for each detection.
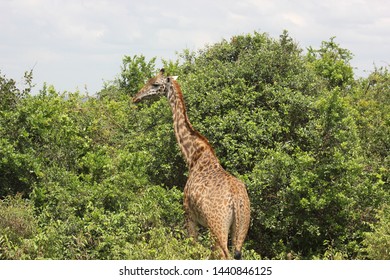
[185,149,250,259]
[133,69,250,259]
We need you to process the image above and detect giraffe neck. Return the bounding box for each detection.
[167,80,216,169]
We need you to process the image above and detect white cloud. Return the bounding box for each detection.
[282,12,306,27]
[0,0,389,93]
[227,11,248,23]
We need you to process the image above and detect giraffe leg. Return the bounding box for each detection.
[184,192,199,242]
[209,237,229,259]
[186,217,198,241]
[213,236,230,259]
[209,221,230,260]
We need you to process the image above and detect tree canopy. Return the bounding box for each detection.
[1,31,389,259]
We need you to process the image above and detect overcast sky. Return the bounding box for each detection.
[1,0,389,94]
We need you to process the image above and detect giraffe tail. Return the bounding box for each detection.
[234,249,242,260]
[232,187,250,260]
[233,197,243,260]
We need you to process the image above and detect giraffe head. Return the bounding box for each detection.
[132,69,177,103]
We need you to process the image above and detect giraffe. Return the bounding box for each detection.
[132,69,250,259]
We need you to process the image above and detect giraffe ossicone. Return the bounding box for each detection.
[133,69,251,259]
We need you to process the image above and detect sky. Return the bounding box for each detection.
[1,0,389,94]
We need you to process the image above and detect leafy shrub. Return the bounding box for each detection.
[0,194,37,259]
[0,31,388,259]
[362,206,390,259]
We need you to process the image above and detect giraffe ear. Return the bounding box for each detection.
[166,76,178,83]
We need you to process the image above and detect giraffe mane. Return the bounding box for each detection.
[172,80,217,157]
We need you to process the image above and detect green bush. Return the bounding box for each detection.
[173,31,372,258]
[362,206,390,259]
[0,194,37,259]
[0,31,388,259]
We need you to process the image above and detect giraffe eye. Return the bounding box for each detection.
[152,83,160,87]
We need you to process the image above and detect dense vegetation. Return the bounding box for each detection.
[1,31,389,259]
